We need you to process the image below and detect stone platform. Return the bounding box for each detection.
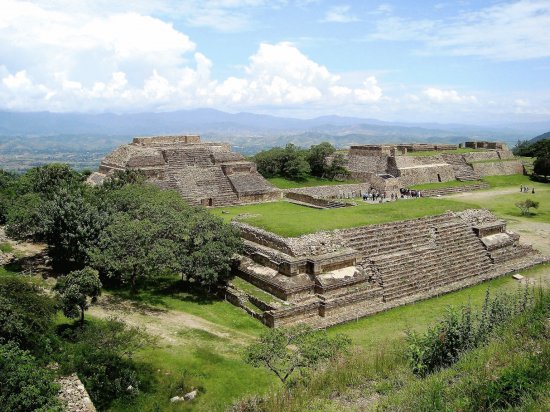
[227,209,547,328]
[88,135,281,207]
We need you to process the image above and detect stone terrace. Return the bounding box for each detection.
[228,209,547,328]
[88,135,281,206]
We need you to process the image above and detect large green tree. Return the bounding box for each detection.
[307,142,336,177]
[179,210,242,287]
[533,156,550,180]
[89,213,180,292]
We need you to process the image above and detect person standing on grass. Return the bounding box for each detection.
[532,187,535,194]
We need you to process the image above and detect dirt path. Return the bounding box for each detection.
[88,295,255,345]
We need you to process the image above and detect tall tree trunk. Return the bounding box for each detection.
[80,306,85,326]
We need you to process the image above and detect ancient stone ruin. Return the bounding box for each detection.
[345,142,523,187]
[227,209,546,328]
[88,135,281,206]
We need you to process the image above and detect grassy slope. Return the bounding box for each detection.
[212,198,473,237]
[267,176,359,189]
[103,285,276,412]
[256,280,550,412]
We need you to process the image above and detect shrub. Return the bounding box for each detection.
[244,324,351,384]
[0,342,62,411]
[0,276,58,356]
[62,319,153,409]
[406,287,533,376]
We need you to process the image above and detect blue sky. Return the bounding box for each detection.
[0,0,549,124]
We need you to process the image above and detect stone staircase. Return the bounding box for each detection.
[342,215,492,302]
[165,166,239,206]
[440,154,482,181]
[163,148,214,168]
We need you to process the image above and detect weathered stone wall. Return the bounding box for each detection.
[419,182,490,197]
[471,160,524,176]
[133,135,201,145]
[282,183,371,198]
[396,164,456,185]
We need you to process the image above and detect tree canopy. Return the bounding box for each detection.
[55,267,102,325]
[253,142,349,181]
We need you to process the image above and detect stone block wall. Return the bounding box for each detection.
[229,209,546,328]
[471,160,524,176]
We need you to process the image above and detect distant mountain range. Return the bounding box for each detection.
[1,109,549,156]
[529,131,550,143]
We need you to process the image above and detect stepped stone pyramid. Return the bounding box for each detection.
[227,209,546,328]
[88,135,281,206]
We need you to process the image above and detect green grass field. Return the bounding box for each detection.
[212,198,474,237]
[267,176,359,189]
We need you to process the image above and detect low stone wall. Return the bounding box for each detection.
[282,183,371,198]
[471,161,524,176]
[57,374,96,412]
[396,164,456,186]
[419,182,490,197]
[285,192,348,208]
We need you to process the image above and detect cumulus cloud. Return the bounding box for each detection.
[0,1,383,112]
[370,0,550,60]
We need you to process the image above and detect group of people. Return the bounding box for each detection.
[520,184,535,194]
[399,188,422,198]
[360,187,423,203]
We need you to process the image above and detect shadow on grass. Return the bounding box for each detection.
[102,274,223,310]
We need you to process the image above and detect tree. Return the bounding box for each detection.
[55,267,102,326]
[515,199,539,216]
[89,214,180,292]
[308,142,335,177]
[0,342,62,412]
[16,163,82,199]
[0,277,58,355]
[325,152,350,180]
[179,210,242,287]
[244,324,351,384]
[5,192,47,240]
[254,147,285,177]
[533,156,550,180]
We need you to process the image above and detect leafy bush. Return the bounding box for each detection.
[0,276,58,356]
[406,287,533,376]
[62,319,153,409]
[0,342,62,411]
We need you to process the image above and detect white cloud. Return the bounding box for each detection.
[370,0,550,60]
[423,88,477,104]
[322,5,359,23]
[0,0,383,113]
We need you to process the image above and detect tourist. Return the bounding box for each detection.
[532,187,535,194]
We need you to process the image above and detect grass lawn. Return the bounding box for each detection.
[212,198,474,237]
[482,173,546,189]
[95,281,276,412]
[329,263,550,349]
[267,176,359,189]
